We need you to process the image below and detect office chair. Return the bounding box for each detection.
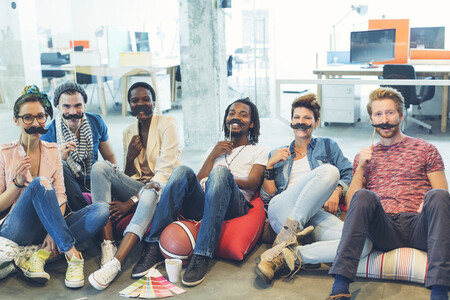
[41,52,70,92]
[382,64,435,134]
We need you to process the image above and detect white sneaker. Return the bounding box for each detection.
[0,236,19,262]
[88,257,121,290]
[100,240,117,267]
[0,237,19,279]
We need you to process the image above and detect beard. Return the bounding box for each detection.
[230,130,244,138]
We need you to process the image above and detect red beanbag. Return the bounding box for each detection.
[114,195,266,261]
[214,195,266,261]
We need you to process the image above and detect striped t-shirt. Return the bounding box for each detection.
[353,136,444,213]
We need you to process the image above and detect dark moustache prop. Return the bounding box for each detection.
[130,105,151,117]
[62,112,84,120]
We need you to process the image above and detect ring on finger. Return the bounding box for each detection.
[65,145,68,149]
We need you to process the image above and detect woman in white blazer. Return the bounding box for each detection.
[88,82,181,290]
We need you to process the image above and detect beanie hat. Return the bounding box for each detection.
[53,81,88,106]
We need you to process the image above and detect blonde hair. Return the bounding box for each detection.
[367,87,404,116]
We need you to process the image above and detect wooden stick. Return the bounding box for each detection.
[371,127,376,148]
[229,125,232,141]
[289,131,294,146]
[27,135,30,156]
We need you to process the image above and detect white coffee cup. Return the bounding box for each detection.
[165,259,182,283]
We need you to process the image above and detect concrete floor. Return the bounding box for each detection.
[0,98,449,299]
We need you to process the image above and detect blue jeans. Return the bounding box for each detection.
[145,165,248,258]
[330,189,450,288]
[0,177,109,253]
[91,161,158,238]
[268,164,372,264]
[62,160,90,212]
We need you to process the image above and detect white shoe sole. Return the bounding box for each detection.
[88,273,108,290]
[65,278,84,288]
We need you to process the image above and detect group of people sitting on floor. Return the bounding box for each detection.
[0,80,448,300]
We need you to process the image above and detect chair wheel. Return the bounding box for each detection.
[324,122,329,126]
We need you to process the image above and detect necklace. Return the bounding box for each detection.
[225,145,247,169]
[294,147,307,157]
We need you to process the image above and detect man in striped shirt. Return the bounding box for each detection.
[327,87,450,300]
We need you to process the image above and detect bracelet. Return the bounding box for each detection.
[130,195,139,203]
[13,178,25,188]
[264,168,276,180]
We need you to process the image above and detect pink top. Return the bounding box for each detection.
[0,140,67,224]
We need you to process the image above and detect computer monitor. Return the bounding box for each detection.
[135,32,150,52]
[410,26,445,49]
[350,29,396,65]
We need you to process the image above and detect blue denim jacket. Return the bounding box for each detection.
[260,137,352,204]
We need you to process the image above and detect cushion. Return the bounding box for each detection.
[82,192,92,205]
[214,195,266,261]
[356,247,428,284]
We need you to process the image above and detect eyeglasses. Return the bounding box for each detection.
[17,113,48,125]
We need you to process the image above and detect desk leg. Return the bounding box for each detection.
[97,75,107,116]
[317,74,323,127]
[122,75,129,116]
[150,71,160,114]
[168,66,177,103]
[442,75,448,133]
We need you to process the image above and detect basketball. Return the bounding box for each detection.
[159,220,200,265]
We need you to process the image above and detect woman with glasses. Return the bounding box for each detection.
[0,85,109,288]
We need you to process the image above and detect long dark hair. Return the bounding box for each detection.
[222,97,260,145]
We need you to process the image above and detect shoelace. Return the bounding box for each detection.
[187,256,201,272]
[28,253,45,272]
[96,260,119,281]
[67,260,84,279]
[280,246,302,280]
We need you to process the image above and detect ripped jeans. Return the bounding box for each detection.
[0,177,109,253]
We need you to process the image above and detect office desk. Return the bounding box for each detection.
[313,65,450,133]
[76,60,179,116]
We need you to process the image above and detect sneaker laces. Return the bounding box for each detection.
[95,259,120,282]
[28,252,46,272]
[67,258,84,280]
[187,256,202,272]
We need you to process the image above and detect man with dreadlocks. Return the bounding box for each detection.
[114,97,269,289]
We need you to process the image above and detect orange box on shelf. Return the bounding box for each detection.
[410,49,450,60]
[369,19,409,64]
[69,40,90,49]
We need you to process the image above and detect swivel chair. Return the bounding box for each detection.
[41,52,70,92]
[382,64,435,134]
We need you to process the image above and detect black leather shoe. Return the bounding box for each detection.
[181,254,210,287]
[131,242,164,278]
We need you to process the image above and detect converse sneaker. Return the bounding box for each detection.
[131,242,164,278]
[181,255,210,287]
[65,253,84,288]
[89,257,121,290]
[14,249,51,283]
[255,236,299,284]
[100,240,117,267]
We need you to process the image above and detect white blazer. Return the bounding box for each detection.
[123,115,181,184]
